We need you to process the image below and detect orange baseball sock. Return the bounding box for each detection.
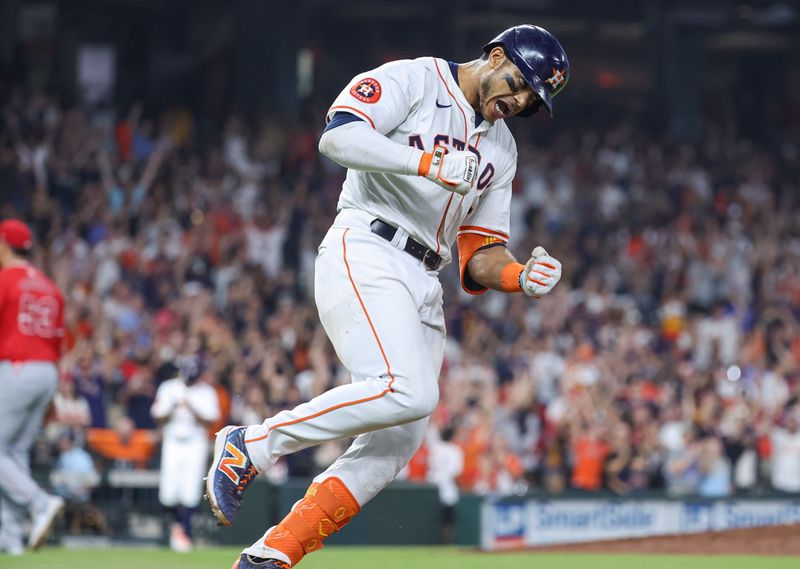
[264,477,361,566]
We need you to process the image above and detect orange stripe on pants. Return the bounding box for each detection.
[244,228,395,445]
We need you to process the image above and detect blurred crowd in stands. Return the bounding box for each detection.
[1,84,799,522]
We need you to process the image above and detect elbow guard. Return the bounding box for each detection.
[457,232,507,295]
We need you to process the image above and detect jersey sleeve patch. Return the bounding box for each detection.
[350,78,382,103]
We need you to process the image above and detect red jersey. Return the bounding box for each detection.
[0,263,64,362]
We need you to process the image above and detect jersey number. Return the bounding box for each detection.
[18,294,59,338]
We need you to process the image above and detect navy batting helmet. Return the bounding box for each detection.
[177,354,205,384]
[483,24,570,117]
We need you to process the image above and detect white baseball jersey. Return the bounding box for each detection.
[327,57,517,265]
[152,378,220,507]
[151,378,220,442]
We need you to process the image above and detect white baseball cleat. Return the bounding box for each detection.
[28,495,65,550]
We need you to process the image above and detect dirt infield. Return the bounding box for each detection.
[534,524,800,555]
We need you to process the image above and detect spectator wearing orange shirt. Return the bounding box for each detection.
[472,435,525,496]
[571,422,610,491]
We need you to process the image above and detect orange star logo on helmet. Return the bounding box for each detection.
[545,68,565,90]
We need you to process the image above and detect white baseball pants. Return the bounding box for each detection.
[158,437,210,507]
[244,208,446,508]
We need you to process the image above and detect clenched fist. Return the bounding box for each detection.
[520,246,562,298]
[418,145,478,196]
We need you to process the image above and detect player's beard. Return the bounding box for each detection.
[479,68,515,121]
[478,71,496,112]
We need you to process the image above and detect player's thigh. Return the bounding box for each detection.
[0,363,42,448]
[420,285,446,383]
[178,441,209,506]
[12,363,58,453]
[315,228,436,389]
[158,441,183,506]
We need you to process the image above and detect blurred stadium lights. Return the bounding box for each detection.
[596,22,646,42]
[1,0,795,133]
[662,1,798,52]
[670,6,733,26]
[708,30,794,50]
[302,0,428,18]
[453,15,589,36]
[485,0,554,10]
[671,1,798,28]
[751,2,797,25]
[76,44,115,105]
[594,70,622,89]
[297,48,314,98]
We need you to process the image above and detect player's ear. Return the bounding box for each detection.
[488,46,507,68]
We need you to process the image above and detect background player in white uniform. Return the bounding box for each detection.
[205,25,570,569]
[151,356,219,552]
[425,426,464,544]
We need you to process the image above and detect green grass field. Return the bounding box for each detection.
[2,547,798,569]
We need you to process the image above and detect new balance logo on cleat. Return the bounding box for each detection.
[220,442,248,484]
[205,426,259,526]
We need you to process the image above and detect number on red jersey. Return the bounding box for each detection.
[17,293,60,339]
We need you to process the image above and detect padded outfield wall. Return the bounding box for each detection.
[478,496,800,550]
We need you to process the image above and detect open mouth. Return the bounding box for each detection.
[494,99,513,118]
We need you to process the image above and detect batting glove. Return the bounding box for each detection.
[418,145,478,196]
[520,246,562,298]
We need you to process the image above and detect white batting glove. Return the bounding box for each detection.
[520,246,562,298]
[418,145,478,196]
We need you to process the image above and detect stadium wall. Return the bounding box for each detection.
[479,496,800,550]
[80,474,800,548]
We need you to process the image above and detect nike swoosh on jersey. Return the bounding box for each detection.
[435,100,452,108]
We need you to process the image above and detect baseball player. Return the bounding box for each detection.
[0,219,66,555]
[151,356,220,552]
[206,25,569,569]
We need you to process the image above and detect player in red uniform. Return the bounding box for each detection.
[0,219,66,555]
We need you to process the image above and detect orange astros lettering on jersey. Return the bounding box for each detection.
[219,442,247,484]
[350,78,382,103]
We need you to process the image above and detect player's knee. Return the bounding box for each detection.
[414,383,439,418]
[391,377,438,421]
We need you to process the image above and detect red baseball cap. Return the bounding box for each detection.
[0,219,33,250]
